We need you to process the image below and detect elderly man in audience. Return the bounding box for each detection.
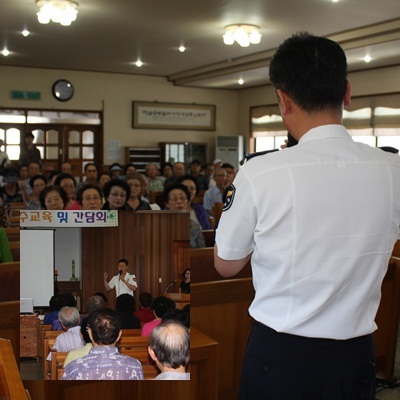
[63,317,92,367]
[62,308,144,380]
[164,161,186,188]
[46,306,85,362]
[145,163,164,192]
[203,167,227,216]
[148,320,190,380]
[141,295,176,337]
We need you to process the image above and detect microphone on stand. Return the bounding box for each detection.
[164,280,178,293]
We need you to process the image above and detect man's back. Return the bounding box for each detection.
[62,346,143,380]
[217,125,400,339]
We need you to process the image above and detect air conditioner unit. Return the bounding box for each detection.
[215,136,244,169]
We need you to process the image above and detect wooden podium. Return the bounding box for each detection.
[164,293,190,309]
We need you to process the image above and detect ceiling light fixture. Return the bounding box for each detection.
[2,49,10,57]
[223,24,261,47]
[36,0,78,26]
[135,60,143,67]
[22,30,30,37]
[238,78,244,85]
[178,45,186,53]
[363,55,372,63]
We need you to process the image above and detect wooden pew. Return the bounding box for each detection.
[0,262,19,302]
[50,350,68,380]
[9,241,20,262]
[9,202,25,218]
[202,229,215,247]
[120,328,141,337]
[42,332,63,380]
[190,247,252,283]
[4,227,20,243]
[148,190,164,209]
[0,338,31,400]
[120,348,150,365]
[116,335,149,351]
[0,302,20,364]
[212,202,223,224]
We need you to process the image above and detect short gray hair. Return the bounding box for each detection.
[58,306,80,329]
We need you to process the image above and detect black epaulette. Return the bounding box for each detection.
[245,149,279,163]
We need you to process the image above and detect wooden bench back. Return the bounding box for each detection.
[0,338,30,399]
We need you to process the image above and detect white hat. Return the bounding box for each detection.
[213,158,222,165]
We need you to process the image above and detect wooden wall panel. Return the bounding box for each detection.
[190,247,252,283]
[81,211,190,311]
[373,256,400,382]
[191,279,254,400]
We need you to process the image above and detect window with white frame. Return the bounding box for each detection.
[251,94,400,153]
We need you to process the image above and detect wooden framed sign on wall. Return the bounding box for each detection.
[132,101,216,130]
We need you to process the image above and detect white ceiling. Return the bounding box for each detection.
[0,0,399,89]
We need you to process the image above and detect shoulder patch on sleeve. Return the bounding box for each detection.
[223,184,236,211]
[245,149,279,163]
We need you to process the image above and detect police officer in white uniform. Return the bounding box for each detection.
[214,32,400,400]
[104,258,137,298]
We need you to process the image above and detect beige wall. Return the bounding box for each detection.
[0,66,239,164]
[1,64,399,163]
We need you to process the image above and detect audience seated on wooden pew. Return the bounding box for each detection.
[46,306,85,362]
[134,292,155,323]
[148,320,190,380]
[203,167,226,217]
[162,307,190,329]
[62,308,143,380]
[177,174,212,230]
[163,183,205,248]
[141,296,176,337]
[43,293,77,328]
[116,293,141,329]
[63,317,92,367]
[85,294,107,314]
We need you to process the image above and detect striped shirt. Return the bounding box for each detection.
[47,326,85,361]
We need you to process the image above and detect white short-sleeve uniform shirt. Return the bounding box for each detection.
[216,125,400,340]
[108,272,137,297]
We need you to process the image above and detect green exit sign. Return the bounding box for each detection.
[11,90,41,100]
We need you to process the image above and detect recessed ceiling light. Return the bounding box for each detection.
[238,78,244,85]
[178,45,186,53]
[22,30,30,37]
[332,0,339,2]
[363,55,372,63]
[2,49,10,57]
[135,60,143,67]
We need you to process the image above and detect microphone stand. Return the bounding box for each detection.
[164,280,177,293]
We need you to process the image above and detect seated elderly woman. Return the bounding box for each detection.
[102,179,133,210]
[76,183,103,210]
[54,173,80,210]
[177,174,211,230]
[125,172,152,211]
[39,185,68,210]
[162,183,205,249]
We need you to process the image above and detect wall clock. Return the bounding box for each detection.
[52,79,74,101]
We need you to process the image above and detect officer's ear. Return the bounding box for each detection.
[276,89,291,116]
